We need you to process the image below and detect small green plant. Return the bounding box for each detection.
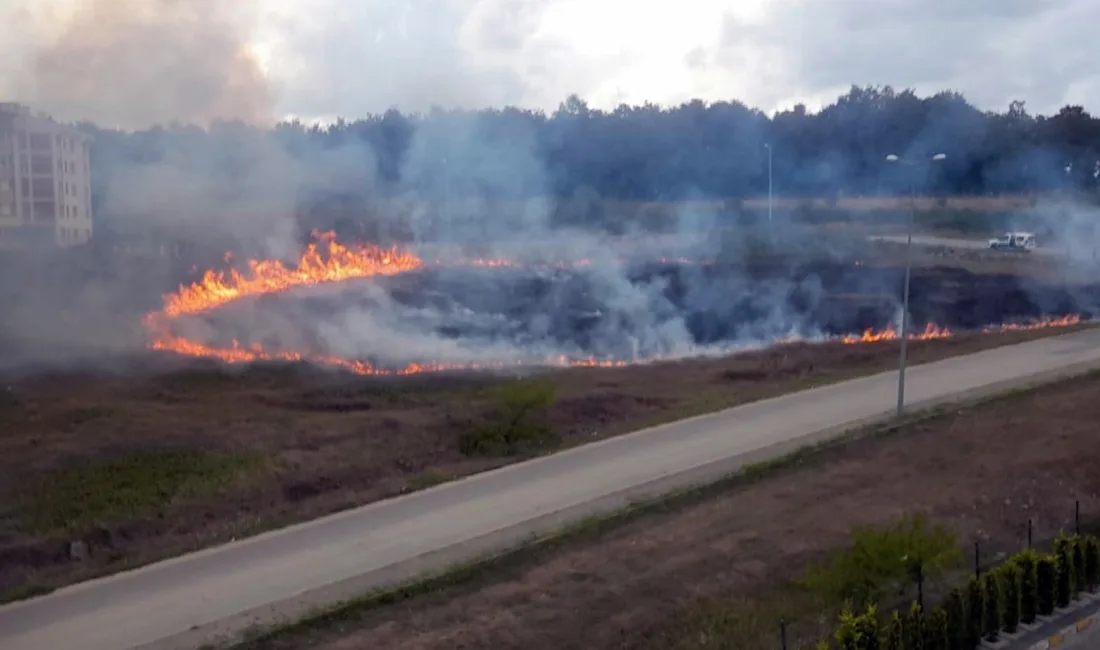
[923,606,949,650]
[1000,562,1020,633]
[856,603,879,650]
[963,577,982,648]
[803,513,961,606]
[1037,554,1057,616]
[943,588,966,650]
[882,610,903,650]
[458,378,558,455]
[1085,536,1100,591]
[981,571,1001,642]
[1055,536,1073,609]
[1072,535,1086,595]
[1015,548,1039,625]
[833,606,860,650]
[903,602,924,650]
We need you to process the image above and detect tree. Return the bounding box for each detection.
[903,602,925,650]
[1055,535,1073,609]
[924,606,950,650]
[942,588,966,650]
[982,571,1002,642]
[1037,554,1057,616]
[883,610,903,650]
[1000,563,1021,633]
[963,577,983,648]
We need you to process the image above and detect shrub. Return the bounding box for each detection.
[1037,554,1057,616]
[1055,539,1073,609]
[856,603,879,650]
[943,588,966,650]
[882,610,903,650]
[804,513,961,606]
[833,606,860,650]
[924,606,949,650]
[981,571,1001,642]
[1072,535,1087,595]
[458,378,558,455]
[963,577,983,648]
[1015,548,1039,625]
[1085,536,1100,591]
[903,602,924,650]
[1000,563,1020,633]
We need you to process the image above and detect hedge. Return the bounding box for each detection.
[816,532,1100,649]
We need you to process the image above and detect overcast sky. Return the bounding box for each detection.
[2,0,1098,128]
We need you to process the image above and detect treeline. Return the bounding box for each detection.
[78,86,1100,208]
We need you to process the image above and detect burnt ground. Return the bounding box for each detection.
[244,365,1100,650]
[0,325,1087,602]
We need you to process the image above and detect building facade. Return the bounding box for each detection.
[0,102,94,247]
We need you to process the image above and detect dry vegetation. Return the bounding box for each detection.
[241,364,1100,650]
[0,326,1086,602]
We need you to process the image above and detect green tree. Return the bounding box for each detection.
[1015,548,1039,625]
[963,577,983,648]
[981,572,1001,642]
[1037,554,1057,616]
[923,606,949,650]
[1072,535,1087,595]
[834,606,861,650]
[857,603,880,650]
[1000,563,1020,633]
[882,610,903,650]
[943,588,966,650]
[903,602,924,650]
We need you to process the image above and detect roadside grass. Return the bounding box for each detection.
[217,370,1099,650]
[22,450,268,536]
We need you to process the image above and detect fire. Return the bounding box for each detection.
[142,233,1089,375]
[840,323,952,344]
[158,231,423,319]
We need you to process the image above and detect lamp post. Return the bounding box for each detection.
[885,152,947,417]
[765,143,773,226]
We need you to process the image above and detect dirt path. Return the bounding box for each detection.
[247,368,1100,650]
[0,325,1086,601]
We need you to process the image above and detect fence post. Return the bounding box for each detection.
[779,619,787,650]
[1028,519,1033,548]
[975,541,981,579]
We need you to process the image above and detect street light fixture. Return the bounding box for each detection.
[885,152,947,417]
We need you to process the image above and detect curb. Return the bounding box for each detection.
[1022,595,1100,650]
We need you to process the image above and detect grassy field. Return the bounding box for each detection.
[231,366,1100,650]
[0,324,1089,603]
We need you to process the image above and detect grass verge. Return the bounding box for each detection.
[215,368,1100,650]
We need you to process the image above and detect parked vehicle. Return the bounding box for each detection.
[988,231,1036,252]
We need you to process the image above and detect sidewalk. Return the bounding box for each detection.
[987,591,1100,650]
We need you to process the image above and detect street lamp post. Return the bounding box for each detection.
[765,143,773,226]
[885,152,947,417]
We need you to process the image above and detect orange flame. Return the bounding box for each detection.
[142,233,1088,375]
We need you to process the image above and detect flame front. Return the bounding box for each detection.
[143,233,1087,375]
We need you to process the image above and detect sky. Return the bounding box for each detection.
[1,0,1098,128]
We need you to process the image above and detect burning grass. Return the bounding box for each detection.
[0,323,1092,603]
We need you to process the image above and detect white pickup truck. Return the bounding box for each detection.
[988,231,1036,252]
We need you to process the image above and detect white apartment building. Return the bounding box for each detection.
[0,102,94,248]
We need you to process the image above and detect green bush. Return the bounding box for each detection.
[963,577,983,648]
[1085,536,1100,591]
[943,588,966,650]
[833,606,860,650]
[458,378,558,455]
[1037,554,1057,616]
[882,610,903,650]
[1015,548,1039,625]
[804,513,961,606]
[924,606,949,650]
[856,603,879,650]
[1055,537,1073,609]
[1072,535,1086,595]
[1000,563,1020,633]
[903,602,924,650]
[981,572,1001,642]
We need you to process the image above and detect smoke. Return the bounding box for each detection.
[2,0,274,129]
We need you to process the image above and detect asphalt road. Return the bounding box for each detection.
[4,329,1100,650]
[866,233,1064,255]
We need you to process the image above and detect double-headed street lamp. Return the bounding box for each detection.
[885,152,947,417]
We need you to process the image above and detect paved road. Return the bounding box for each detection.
[867,233,1061,255]
[4,330,1100,650]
